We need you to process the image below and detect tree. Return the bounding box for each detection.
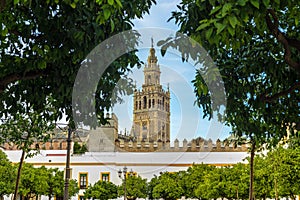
[84,180,118,200]
[160,1,300,199]
[147,175,159,200]
[253,155,273,200]
[17,165,78,200]
[180,164,215,199]
[228,163,249,200]
[118,175,147,200]
[0,108,56,200]
[73,142,88,154]
[0,0,157,148]
[45,168,65,200]
[152,172,184,200]
[266,141,300,200]
[1,1,156,197]
[18,164,49,200]
[0,150,16,200]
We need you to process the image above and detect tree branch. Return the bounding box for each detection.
[261,81,300,102]
[266,9,300,73]
[9,28,46,42]
[0,70,46,93]
[0,0,5,12]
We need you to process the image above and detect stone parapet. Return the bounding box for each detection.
[115,138,248,152]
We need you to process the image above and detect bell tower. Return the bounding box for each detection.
[131,39,170,142]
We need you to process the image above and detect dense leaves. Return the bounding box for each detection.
[0,150,15,199]
[162,2,300,199]
[151,172,184,200]
[18,164,79,200]
[0,0,156,147]
[73,141,87,154]
[84,180,118,200]
[1,142,300,200]
[163,0,300,148]
[118,175,147,200]
[0,153,79,200]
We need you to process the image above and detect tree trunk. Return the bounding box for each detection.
[13,149,26,200]
[249,141,255,200]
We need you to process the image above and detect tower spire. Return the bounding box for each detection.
[151,37,154,48]
[147,38,158,64]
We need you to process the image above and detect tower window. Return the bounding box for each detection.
[139,101,141,109]
[143,96,147,109]
[148,75,151,84]
[152,99,155,108]
[149,99,151,108]
[135,101,138,110]
[142,121,147,130]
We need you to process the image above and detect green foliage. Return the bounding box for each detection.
[0,0,156,151]
[44,168,79,199]
[181,164,214,198]
[254,155,273,199]
[19,164,49,199]
[147,174,159,200]
[15,164,78,199]
[0,149,10,165]
[68,179,80,198]
[118,175,147,200]
[152,172,184,200]
[171,0,300,51]
[265,140,300,199]
[0,150,16,197]
[84,180,117,200]
[0,107,56,154]
[73,142,88,154]
[164,3,300,198]
[163,0,300,146]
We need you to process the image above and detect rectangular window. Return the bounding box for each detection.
[101,172,110,182]
[79,173,88,189]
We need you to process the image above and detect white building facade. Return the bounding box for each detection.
[4,150,248,200]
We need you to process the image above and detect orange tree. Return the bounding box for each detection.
[160,1,300,199]
[0,0,156,141]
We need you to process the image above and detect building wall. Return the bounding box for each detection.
[87,113,118,152]
[3,150,248,200]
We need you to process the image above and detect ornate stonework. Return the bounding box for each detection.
[131,40,170,142]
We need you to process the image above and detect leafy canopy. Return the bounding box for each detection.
[162,0,300,148]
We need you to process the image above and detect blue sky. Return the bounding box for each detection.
[112,1,232,142]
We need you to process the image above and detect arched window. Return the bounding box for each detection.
[149,99,151,108]
[135,101,138,110]
[143,96,147,109]
[139,101,141,109]
[152,99,155,108]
